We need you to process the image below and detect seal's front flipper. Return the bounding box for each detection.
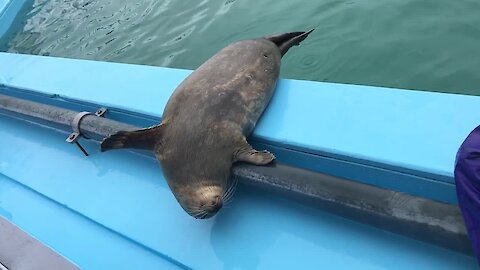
[100,123,165,152]
[233,140,275,165]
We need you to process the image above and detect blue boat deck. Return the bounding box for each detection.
[0,114,477,269]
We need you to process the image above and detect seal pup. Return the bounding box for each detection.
[101,30,314,219]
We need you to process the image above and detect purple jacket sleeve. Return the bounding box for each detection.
[455,125,480,263]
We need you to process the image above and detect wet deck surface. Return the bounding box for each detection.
[0,110,477,269]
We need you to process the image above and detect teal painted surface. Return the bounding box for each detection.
[0,0,9,12]
[2,0,480,95]
[0,0,28,39]
[1,53,480,203]
[0,176,183,270]
[0,114,477,269]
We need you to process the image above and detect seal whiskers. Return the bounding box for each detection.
[222,176,238,207]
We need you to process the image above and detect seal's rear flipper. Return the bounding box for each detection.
[265,29,314,57]
[100,123,165,152]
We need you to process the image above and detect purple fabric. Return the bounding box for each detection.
[455,125,480,263]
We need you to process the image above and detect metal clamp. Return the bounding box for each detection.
[66,107,107,156]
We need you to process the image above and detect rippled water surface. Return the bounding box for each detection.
[2,0,480,95]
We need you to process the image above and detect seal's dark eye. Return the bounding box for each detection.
[263,54,268,58]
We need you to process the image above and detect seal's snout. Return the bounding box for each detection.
[188,186,225,219]
[264,29,314,56]
[206,195,223,213]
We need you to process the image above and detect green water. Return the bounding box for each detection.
[2,0,480,95]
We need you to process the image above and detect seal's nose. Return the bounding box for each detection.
[206,195,223,213]
[214,196,223,211]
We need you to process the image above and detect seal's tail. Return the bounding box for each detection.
[100,124,164,152]
[265,29,314,56]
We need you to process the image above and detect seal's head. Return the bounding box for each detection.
[171,180,235,219]
[182,185,223,219]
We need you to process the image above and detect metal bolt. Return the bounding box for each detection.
[95,108,107,117]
